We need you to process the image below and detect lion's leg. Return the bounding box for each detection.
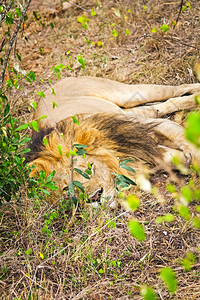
[123,93,199,118]
[110,83,200,108]
[158,145,191,166]
[149,119,200,165]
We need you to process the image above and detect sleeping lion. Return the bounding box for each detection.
[26,76,200,204]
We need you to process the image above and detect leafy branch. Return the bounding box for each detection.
[0,0,32,89]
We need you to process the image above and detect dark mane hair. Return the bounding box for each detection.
[25,127,54,163]
[25,113,162,167]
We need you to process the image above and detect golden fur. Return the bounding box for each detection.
[26,114,163,203]
[27,76,200,203]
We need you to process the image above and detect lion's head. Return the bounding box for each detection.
[26,114,162,204]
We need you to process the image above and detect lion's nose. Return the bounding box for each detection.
[89,187,103,202]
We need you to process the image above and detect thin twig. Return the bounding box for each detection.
[0,0,32,89]
[0,37,6,52]
[174,0,184,29]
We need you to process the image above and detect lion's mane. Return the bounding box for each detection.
[26,113,162,175]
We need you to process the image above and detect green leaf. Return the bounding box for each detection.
[112,30,118,37]
[26,71,35,82]
[116,174,136,187]
[72,116,80,125]
[31,120,39,132]
[156,213,175,224]
[152,27,157,33]
[4,103,10,116]
[77,15,90,29]
[73,180,85,193]
[166,184,176,193]
[194,94,200,104]
[98,268,104,274]
[141,286,157,300]
[43,137,47,145]
[57,145,63,156]
[40,188,51,196]
[181,186,192,202]
[91,8,96,16]
[179,205,190,221]
[77,55,85,69]
[16,124,28,131]
[120,158,134,165]
[19,148,30,154]
[120,164,135,173]
[160,267,177,293]
[38,91,45,98]
[25,248,33,256]
[30,102,37,110]
[20,137,31,145]
[6,13,14,25]
[74,168,90,179]
[44,183,58,191]
[52,101,58,108]
[38,115,47,122]
[68,182,75,196]
[185,112,200,147]
[160,24,169,32]
[70,150,77,156]
[128,219,146,241]
[16,52,21,62]
[182,5,187,12]
[125,29,130,35]
[47,170,56,181]
[127,195,140,210]
[74,144,88,149]
[192,217,200,228]
[182,253,196,271]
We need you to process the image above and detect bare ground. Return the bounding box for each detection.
[0,0,200,299]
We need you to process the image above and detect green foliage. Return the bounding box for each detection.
[77,15,90,29]
[141,286,157,300]
[0,98,30,203]
[156,213,175,224]
[179,205,191,221]
[120,158,135,173]
[160,267,177,293]
[115,173,136,188]
[72,115,80,125]
[77,55,86,69]
[127,194,140,210]
[128,219,146,242]
[38,91,45,98]
[160,24,169,32]
[185,111,200,147]
[115,158,136,189]
[25,248,33,256]
[52,64,66,78]
[0,92,58,205]
[112,29,118,37]
[182,252,196,271]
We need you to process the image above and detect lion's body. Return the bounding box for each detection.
[27,76,200,203]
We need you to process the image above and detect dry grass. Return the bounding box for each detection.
[1,0,200,299]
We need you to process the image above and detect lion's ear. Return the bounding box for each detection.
[76,128,102,147]
[28,159,50,178]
